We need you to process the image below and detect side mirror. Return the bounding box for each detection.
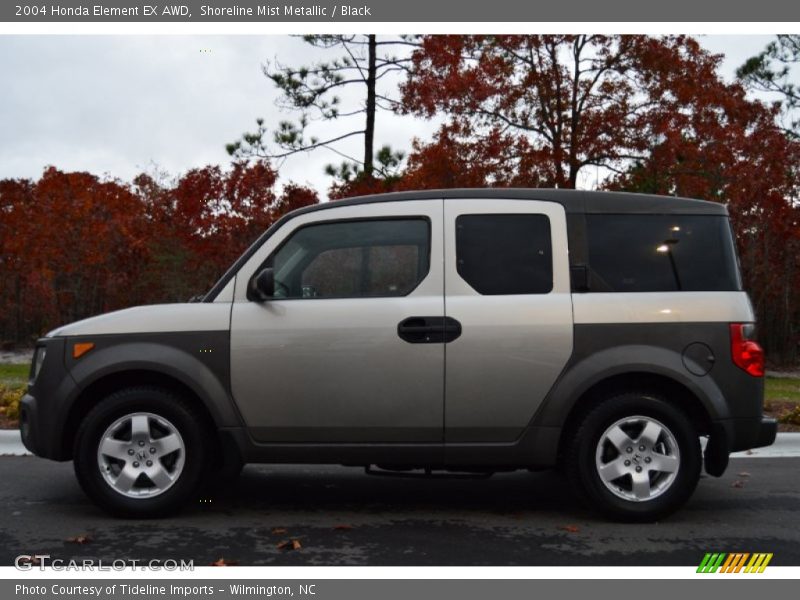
[250,267,275,301]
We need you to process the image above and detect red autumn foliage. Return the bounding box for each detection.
[399,35,738,188]
[1,168,151,339]
[0,162,317,343]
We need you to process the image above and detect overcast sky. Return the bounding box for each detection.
[0,35,775,199]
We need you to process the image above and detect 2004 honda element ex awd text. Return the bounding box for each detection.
[20,189,778,521]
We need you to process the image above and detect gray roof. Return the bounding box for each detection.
[300,188,728,216]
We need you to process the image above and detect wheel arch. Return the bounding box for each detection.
[62,369,225,460]
[555,371,713,461]
[531,345,728,461]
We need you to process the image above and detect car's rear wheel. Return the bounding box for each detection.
[565,392,701,522]
[74,386,207,517]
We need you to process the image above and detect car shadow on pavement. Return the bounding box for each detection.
[196,465,584,516]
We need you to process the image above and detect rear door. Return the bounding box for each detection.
[443,199,573,443]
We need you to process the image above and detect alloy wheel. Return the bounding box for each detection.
[96,412,185,498]
[594,415,681,502]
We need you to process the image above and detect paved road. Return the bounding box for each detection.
[0,455,798,566]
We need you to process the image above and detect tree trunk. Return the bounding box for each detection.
[364,34,377,177]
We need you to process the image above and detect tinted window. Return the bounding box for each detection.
[586,215,741,292]
[456,214,553,295]
[268,219,429,299]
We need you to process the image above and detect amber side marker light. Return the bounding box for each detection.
[72,342,95,359]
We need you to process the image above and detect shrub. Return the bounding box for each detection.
[778,405,800,426]
[0,384,24,423]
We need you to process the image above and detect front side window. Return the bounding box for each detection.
[585,214,742,292]
[455,214,553,295]
[266,219,429,299]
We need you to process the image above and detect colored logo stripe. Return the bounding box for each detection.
[745,553,773,573]
[720,553,749,573]
[697,552,772,573]
[698,553,726,573]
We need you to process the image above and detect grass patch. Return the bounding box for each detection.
[764,377,800,431]
[0,363,29,383]
[765,376,800,405]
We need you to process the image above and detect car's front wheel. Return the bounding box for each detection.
[74,386,207,517]
[565,392,702,522]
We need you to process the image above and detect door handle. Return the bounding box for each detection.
[397,316,462,344]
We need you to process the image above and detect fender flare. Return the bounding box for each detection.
[532,344,730,429]
[65,341,243,428]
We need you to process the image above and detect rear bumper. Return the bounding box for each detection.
[704,415,777,477]
[753,416,778,449]
[726,415,778,452]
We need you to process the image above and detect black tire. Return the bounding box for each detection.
[73,386,207,518]
[565,392,701,522]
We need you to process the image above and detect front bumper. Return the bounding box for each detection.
[19,393,40,455]
[20,390,72,460]
[19,337,77,461]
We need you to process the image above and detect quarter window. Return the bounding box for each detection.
[455,214,553,295]
[585,214,741,292]
[267,219,429,299]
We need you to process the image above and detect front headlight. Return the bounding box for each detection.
[30,346,47,383]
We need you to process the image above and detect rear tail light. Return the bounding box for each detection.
[730,323,764,377]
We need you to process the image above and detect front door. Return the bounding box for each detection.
[229,200,445,443]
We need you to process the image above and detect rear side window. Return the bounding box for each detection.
[456,214,553,295]
[586,215,741,292]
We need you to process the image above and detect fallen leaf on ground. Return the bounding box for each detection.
[271,528,288,535]
[557,525,580,533]
[277,539,303,551]
[211,557,238,566]
[65,535,92,544]
[731,480,746,488]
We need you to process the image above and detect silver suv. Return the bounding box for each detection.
[20,189,777,521]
